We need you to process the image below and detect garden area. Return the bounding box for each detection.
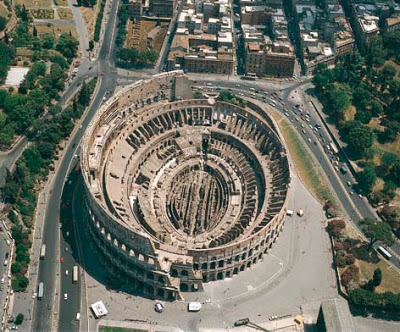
[0,7,97,292]
[327,218,400,318]
[313,30,400,241]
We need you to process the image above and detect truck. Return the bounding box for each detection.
[73,266,79,284]
[38,282,44,300]
[40,244,46,259]
[329,142,339,155]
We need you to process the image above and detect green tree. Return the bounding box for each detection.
[56,33,79,60]
[382,64,396,80]
[78,81,90,106]
[358,164,377,194]
[89,40,94,51]
[11,262,21,274]
[0,16,7,31]
[12,276,29,292]
[372,268,382,287]
[361,218,394,250]
[15,313,24,325]
[42,34,54,49]
[347,123,375,155]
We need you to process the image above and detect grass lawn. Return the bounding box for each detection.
[358,258,400,294]
[99,327,148,332]
[55,0,69,5]
[0,2,9,19]
[343,105,356,122]
[33,24,77,39]
[126,19,168,52]
[14,0,51,8]
[57,7,73,19]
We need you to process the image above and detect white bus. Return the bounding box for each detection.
[38,282,44,300]
[40,244,46,260]
[378,246,392,260]
[329,142,339,155]
[73,266,79,284]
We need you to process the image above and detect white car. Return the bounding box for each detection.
[65,270,69,276]
[64,293,68,300]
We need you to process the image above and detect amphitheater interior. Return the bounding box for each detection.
[80,71,291,300]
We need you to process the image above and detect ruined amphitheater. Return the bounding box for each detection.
[81,71,291,300]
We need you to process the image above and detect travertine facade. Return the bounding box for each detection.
[81,71,290,300]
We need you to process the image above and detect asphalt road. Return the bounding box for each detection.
[31,0,120,328]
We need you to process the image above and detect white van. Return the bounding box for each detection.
[286,210,294,217]
[75,313,80,321]
[188,302,202,312]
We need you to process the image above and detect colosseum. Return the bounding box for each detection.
[80,71,291,300]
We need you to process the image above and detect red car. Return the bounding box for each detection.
[60,257,64,263]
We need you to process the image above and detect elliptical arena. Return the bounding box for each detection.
[80,71,291,301]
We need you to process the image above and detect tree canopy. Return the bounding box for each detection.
[361,218,394,250]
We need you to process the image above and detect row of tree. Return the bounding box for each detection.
[4,78,97,292]
[313,31,400,208]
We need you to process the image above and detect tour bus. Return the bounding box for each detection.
[378,246,392,260]
[329,142,339,155]
[73,266,79,284]
[38,282,44,300]
[40,244,46,260]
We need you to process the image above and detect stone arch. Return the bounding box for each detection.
[217,272,224,280]
[148,257,155,265]
[253,257,257,264]
[240,265,245,272]
[170,268,178,277]
[246,261,251,268]
[121,244,126,251]
[113,239,118,247]
[242,252,247,260]
[225,271,231,278]
[218,260,224,268]
[233,267,239,275]
[107,233,111,241]
[146,285,154,295]
[210,262,216,269]
[129,249,135,257]
[235,255,240,262]
[157,288,164,298]
[138,254,145,261]
[181,270,189,277]
[180,283,188,292]
[191,284,199,292]
[201,262,208,270]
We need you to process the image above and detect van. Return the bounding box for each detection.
[286,210,294,217]
[76,313,80,321]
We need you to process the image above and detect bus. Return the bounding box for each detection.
[38,282,44,300]
[40,244,46,259]
[73,266,79,284]
[329,142,339,155]
[378,246,392,260]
